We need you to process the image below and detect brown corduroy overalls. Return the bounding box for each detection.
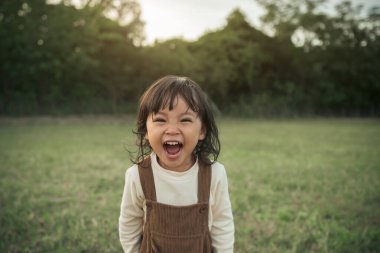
[138,157,213,253]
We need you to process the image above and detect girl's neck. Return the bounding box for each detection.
[156,154,196,172]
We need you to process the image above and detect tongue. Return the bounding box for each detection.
[166,144,181,155]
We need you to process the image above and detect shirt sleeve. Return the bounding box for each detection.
[210,164,235,253]
[119,165,144,253]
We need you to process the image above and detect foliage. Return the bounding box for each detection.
[256,0,380,115]
[0,0,379,116]
[0,0,143,114]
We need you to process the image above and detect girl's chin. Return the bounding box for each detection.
[157,152,194,172]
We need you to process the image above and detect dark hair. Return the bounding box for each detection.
[132,75,220,165]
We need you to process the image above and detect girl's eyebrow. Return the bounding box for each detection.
[152,112,167,118]
[181,111,197,117]
[153,110,197,117]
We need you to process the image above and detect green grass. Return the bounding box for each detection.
[0,116,379,253]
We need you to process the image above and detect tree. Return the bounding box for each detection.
[256,0,380,115]
[192,9,276,106]
[0,0,144,114]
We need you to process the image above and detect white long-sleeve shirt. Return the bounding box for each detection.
[119,153,234,253]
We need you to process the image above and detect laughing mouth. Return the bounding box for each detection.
[163,141,183,155]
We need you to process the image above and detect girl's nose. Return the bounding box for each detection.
[165,123,180,135]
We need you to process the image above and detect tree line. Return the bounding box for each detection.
[1,0,379,116]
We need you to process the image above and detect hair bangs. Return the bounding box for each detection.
[148,77,201,115]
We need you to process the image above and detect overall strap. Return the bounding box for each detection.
[197,161,212,203]
[137,156,157,201]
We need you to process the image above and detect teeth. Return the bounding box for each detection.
[165,141,179,145]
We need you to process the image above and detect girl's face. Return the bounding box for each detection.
[145,96,205,172]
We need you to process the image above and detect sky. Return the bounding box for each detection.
[139,0,261,44]
[138,0,380,44]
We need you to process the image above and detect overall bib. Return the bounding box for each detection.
[138,157,213,253]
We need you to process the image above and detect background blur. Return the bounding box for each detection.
[1,1,380,253]
[1,0,380,117]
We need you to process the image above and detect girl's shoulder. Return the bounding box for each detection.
[210,161,228,180]
[211,161,225,170]
[125,164,140,181]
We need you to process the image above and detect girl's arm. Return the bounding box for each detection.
[210,164,235,253]
[119,165,144,253]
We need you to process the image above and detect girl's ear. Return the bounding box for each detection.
[199,126,206,140]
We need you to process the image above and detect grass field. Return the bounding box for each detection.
[0,116,379,253]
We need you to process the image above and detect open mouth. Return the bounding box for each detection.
[163,141,183,156]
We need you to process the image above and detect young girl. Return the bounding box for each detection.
[119,75,234,253]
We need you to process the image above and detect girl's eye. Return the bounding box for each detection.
[181,118,193,123]
[153,118,165,123]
